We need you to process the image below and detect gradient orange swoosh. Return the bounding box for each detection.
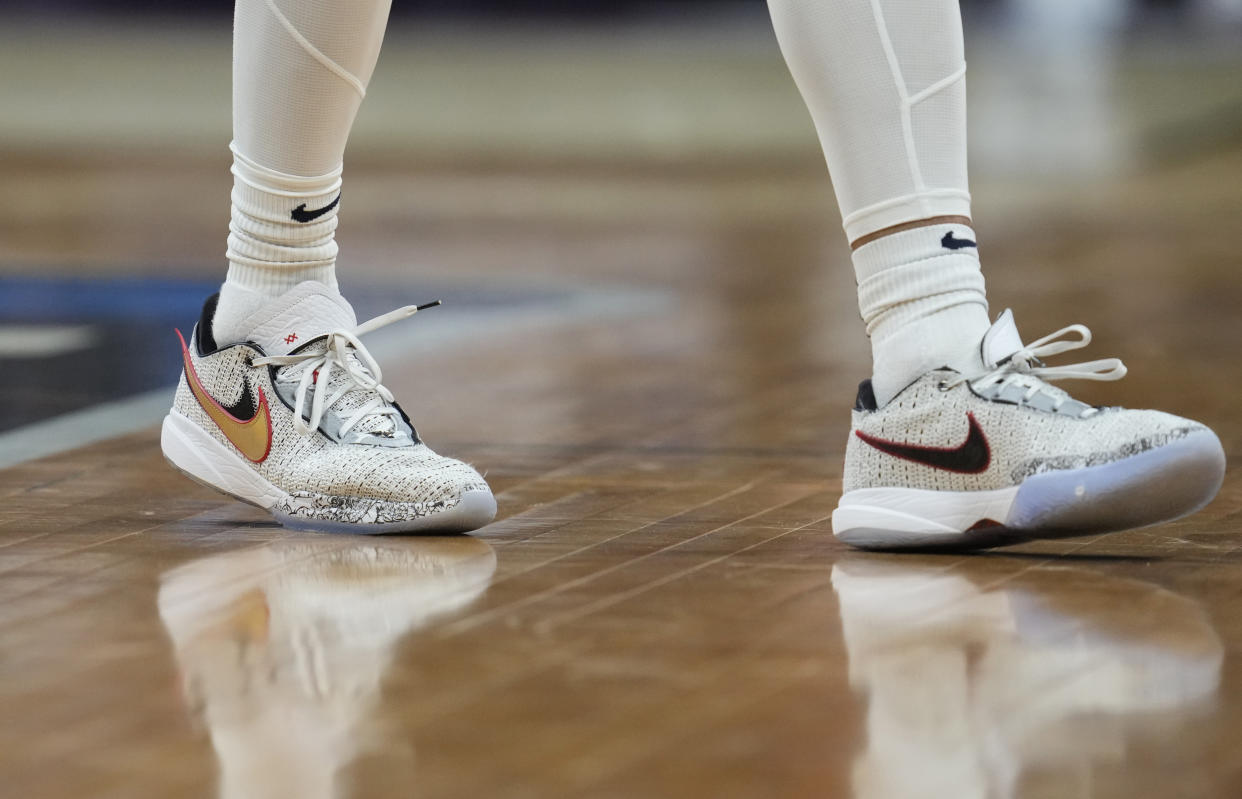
[177,329,272,463]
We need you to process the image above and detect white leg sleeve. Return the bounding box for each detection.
[768,0,971,242]
[217,0,392,343]
[233,0,391,176]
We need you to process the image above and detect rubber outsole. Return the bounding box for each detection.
[833,429,1227,551]
[161,410,497,535]
[270,489,498,535]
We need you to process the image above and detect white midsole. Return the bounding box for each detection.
[161,409,285,509]
[832,485,1020,537]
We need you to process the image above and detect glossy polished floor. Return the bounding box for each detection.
[3,14,1242,799]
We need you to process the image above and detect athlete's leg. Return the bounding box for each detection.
[766,0,1224,549]
[213,0,393,344]
[162,1,496,534]
[767,0,986,406]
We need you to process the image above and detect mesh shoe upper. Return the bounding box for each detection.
[174,341,488,505]
[843,371,1207,493]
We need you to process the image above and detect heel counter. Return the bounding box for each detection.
[841,411,867,494]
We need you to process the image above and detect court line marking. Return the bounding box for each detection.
[0,390,172,472]
[0,324,97,358]
[0,285,669,471]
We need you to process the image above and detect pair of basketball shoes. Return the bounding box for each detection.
[162,280,1226,550]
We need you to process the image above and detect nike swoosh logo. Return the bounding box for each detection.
[178,329,272,463]
[290,193,340,223]
[941,231,977,250]
[855,412,990,474]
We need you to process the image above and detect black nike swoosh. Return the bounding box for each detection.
[941,231,977,250]
[856,412,991,474]
[221,376,258,420]
[291,193,340,223]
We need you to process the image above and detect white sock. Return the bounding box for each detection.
[768,0,989,405]
[216,0,392,346]
[853,223,989,403]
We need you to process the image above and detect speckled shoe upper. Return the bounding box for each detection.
[843,371,1207,493]
[172,341,489,507]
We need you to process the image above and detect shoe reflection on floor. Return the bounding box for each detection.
[832,559,1223,799]
[157,536,497,799]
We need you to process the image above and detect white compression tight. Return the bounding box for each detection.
[768,0,992,405]
[215,0,392,345]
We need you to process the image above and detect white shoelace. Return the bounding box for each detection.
[252,301,439,437]
[941,324,1128,414]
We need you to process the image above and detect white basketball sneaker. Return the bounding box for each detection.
[834,310,1226,549]
[162,281,496,533]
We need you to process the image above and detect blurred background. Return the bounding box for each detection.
[2,0,1241,460]
[4,7,1241,796]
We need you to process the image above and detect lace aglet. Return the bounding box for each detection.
[415,300,442,312]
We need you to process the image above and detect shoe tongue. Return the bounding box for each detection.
[240,281,357,356]
[248,284,401,438]
[980,308,1024,368]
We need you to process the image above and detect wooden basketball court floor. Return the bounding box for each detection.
[3,19,1242,799]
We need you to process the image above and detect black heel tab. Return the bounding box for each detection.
[854,380,878,412]
[195,293,221,355]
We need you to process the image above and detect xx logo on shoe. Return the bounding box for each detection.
[856,412,991,474]
[177,329,272,463]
